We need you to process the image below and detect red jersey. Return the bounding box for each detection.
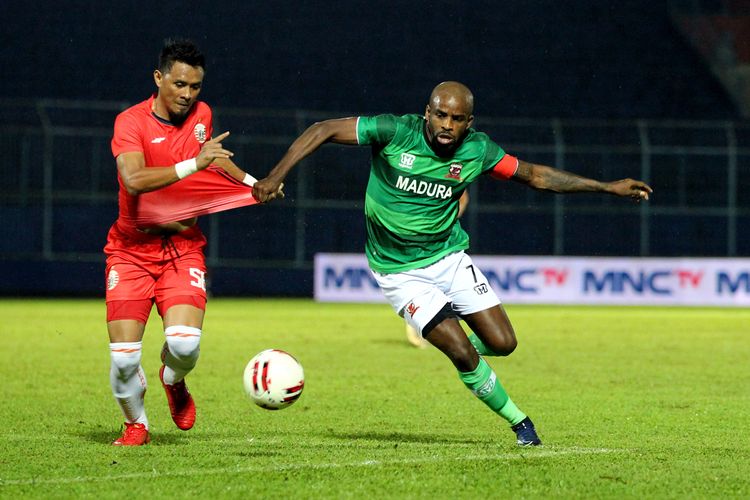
[111,94,214,232]
[109,95,258,229]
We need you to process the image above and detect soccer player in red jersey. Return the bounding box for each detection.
[105,39,281,446]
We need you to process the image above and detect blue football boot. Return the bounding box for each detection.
[511,416,542,446]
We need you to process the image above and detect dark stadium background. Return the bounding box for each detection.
[1,1,747,295]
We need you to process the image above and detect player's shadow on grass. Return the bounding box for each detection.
[370,338,426,348]
[76,429,193,446]
[329,430,482,445]
[76,429,283,454]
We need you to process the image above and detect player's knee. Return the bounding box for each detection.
[110,342,142,379]
[167,338,201,361]
[484,329,517,356]
[492,336,517,356]
[164,325,202,364]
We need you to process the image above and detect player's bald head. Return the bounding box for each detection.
[429,81,474,116]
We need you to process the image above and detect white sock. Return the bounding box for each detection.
[162,326,202,385]
[109,341,148,429]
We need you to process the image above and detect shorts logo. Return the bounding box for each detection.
[194,123,207,143]
[474,283,488,295]
[473,372,497,397]
[405,302,420,317]
[399,153,416,170]
[445,162,463,180]
[107,267,120,291]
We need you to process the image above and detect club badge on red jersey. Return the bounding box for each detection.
[194,123,207,143]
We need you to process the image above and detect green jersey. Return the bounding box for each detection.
[356,113,506,274]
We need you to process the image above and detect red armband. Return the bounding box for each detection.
[489,154,519,180]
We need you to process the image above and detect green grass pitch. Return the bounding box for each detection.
[0,298,748,498]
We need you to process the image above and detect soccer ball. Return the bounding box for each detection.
[243,349,305,410]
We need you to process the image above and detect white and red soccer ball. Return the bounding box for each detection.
[243,349,305,410]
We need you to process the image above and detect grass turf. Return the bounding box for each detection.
[0,298,748,498]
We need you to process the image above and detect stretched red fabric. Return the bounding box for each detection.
[134,166,258,225]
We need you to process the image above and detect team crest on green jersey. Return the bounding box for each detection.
[445,162,464,180]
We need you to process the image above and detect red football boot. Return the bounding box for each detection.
[112,422,150,446]
[159,364,196,430]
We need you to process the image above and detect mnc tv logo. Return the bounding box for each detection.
[483,267,569,293]
[582,269,750,296]
[323,267,379,290]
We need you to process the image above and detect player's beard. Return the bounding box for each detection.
[169,106,193,125]
[428,133,460,157]
[425,123,461,157]
[169,101,193,125]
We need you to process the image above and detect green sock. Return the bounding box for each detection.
[467,333,493,355]
[458,357,527,426]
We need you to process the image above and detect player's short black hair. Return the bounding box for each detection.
[158,38,205,73]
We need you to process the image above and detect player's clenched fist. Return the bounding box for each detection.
[197,131,234,170]
[252,176,285,203]
[607,178,653,202]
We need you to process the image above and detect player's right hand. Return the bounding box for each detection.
[252,177,285,203]
[196,131,234,170]
[608,178,653,202]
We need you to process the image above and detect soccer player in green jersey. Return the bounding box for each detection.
[253,81,652,446]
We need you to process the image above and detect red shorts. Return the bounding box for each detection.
[104,222,208,322]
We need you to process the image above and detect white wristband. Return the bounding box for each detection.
[242,173,258,187]
[175,158,198,179]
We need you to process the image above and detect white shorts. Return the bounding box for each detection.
[372,251,501,336]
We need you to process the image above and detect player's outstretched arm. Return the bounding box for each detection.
[511,160,652,201]
[118,131,234,195]
[253,118,358,203]
[212,157,248,182]
[213,157,285,200]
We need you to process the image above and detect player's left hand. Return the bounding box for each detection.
[197,131,233,170]
[608,179,653,202]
